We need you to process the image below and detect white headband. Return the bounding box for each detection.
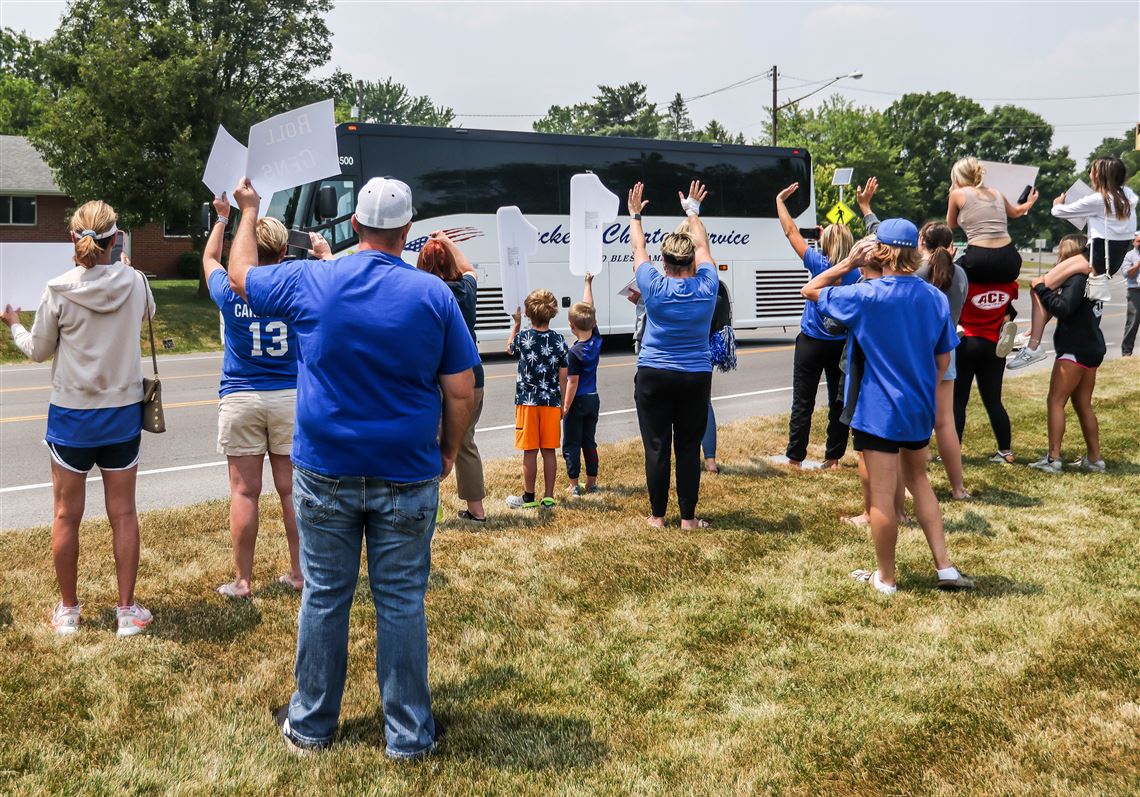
[78,223,118,241]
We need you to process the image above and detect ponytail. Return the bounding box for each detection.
[68,200,118,269]
[926,248,954,294]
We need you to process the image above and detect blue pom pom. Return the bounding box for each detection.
[709,326,737,372]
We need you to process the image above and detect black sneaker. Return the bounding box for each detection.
[272,704,331,756]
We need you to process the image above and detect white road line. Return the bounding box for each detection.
[0,353,224,375]
[0,386,795,493]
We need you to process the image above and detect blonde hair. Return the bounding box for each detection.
[819,224,853,264]
[1057,233,1088,262]
[568,301,595,331]
[255,217,289,264]
[866,241,923,274]
[69,200,117,268]
[950,156,985,189]
[524,288,558,325]
[661,228,696,274]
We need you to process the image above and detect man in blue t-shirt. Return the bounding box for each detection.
[228,176,478,760]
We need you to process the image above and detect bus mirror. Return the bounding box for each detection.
[317,186,339,221]
[200,202,212,232]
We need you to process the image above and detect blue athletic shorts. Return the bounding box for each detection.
[48,435,141,474]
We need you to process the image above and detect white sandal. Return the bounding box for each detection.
[851,569,896,596]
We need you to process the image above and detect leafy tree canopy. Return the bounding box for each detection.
[336,78,454,127]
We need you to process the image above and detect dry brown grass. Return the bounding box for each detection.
[1,359,1138,796]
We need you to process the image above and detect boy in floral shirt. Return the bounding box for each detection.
[506,289,569,508]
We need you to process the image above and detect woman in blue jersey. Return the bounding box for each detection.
[2,200,156,636]
[203,194,324,598]
[802,220,975,595]
[775,182,856,469]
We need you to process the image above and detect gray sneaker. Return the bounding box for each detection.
[1007,346,1049,370]
[994,321,1019,358]
[1071,456,1106,473]
[1028,455,1062,473]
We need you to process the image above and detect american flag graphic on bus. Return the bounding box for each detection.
[404,227,484,252]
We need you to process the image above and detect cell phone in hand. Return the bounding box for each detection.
[287,229,312,250]
[1017,185,1033,204]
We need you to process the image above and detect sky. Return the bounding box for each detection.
[2,0,1137,165]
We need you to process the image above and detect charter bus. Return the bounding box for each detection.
[264,123,817,341]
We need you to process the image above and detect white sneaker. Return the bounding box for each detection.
[1071,456,1106,473]
[1028,455,1062,473]
[851,569,896,596]
[1007,346,1049,370]
[995,321,1019,358]
[51,603,81,636]
[116,602,153,637]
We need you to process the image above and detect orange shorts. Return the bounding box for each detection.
[514,405,561,450]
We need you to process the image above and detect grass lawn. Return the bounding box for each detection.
[1,359,1137,796]
[1,280,222,364]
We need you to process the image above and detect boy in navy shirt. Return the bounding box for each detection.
[562,273,603,496]
[803,219,974,596]
[506,289,569,509]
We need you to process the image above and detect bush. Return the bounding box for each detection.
[175,249,201,280]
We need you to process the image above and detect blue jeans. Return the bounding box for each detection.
[286,465,440,758]
[701,401,716,459]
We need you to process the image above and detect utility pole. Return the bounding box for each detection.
[771,65,778,146]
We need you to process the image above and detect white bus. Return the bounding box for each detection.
[265,123,818,341]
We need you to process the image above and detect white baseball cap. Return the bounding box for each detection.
[354,177,416,229]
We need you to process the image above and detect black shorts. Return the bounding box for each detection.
[1087,239,1131,276]
[1056,351,1105,369]
[48,435,141,474]
[852,429,930,454]
[958,243,1022,283]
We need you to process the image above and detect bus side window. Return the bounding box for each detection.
[313,179,356,245]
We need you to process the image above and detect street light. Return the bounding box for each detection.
[770,68,863,145]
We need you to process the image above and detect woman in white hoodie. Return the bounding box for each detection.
[2,200,156,638]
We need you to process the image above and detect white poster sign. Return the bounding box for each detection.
[496,206,539,315]
[978,160,1039,205]
[245,99,340,198]
[0,243,75,308]
[1061,179,1095,230]
[569,173,619,277]
[201,125,248,198]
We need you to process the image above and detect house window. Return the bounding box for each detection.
[164,215,192,238]
[0,196,37,225]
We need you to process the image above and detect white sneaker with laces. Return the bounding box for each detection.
[116,602,153,638]
[51,603,81,636]
[1028,455,1062,473]
[1007,346,1049,370]
[1073,456,1106,473]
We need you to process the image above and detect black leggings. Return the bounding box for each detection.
[953,335,1011,452]
[786,333,848,462]
[958,243,1022,284]
[563,393,600,479]
[634,367,712,520]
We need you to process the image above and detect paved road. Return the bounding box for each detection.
[1,284,1129,530]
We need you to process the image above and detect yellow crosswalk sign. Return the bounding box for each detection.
[825,201,856,226]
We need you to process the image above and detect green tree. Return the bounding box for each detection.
[695,120,745,145]
[338,78,454,126]
[660,92,695,141]
[534,82,662,137]
[762,95,920,236]
[31,0,343,231]
[1084,128,1140,193]
[0,28,52,134]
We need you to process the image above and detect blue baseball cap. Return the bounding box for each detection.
[875,218,918,248]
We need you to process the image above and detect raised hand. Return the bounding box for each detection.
[2,304,22,327]
[233,178,261,212]
[212,192,231,219]
[309,232,332,260]
[856,177,877,211]
[679,180,708,214]
[1053,192,1066,206]
[1025,187,1039,206]
[776,183,799,203]
[628,182,649,217]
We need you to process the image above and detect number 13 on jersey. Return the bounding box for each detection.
[250,321,289,357]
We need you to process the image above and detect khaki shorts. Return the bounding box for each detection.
[217,389,296,456]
